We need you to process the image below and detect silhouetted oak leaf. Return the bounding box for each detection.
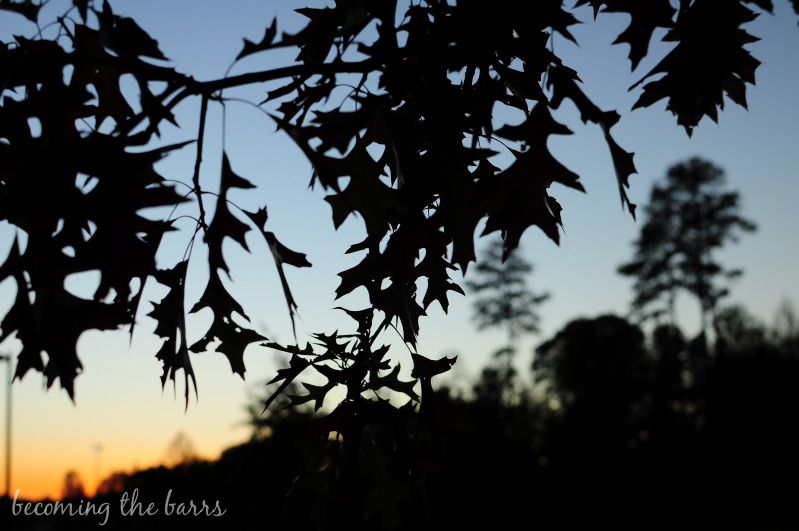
[370,365,419,401]
[482,148,569,254]
[630,0,764,134]
[236,18,279,61]
[192,319,264,378]
[290,380,340,411]
[605,0,677,70]
[148,261,197,407]
[411,353,457,380]
[263,354,313,412]
[419,255,464,313]
[0,0,39,21]
[189,156,266,377]
[204,154,254,275]
[99,2,167,60]
[334,306,374,338]
[188,267,265,378]
[245,207,311,338]
[374,283,426,345]
[547,66,637,217]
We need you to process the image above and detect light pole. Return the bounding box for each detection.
[0,354,11,500]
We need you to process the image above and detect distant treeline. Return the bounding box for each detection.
[4,305,799,530]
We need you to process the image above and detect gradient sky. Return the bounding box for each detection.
[1,0,798,499]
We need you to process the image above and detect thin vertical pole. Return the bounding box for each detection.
[6,358,10,499]
[0,354,10,499]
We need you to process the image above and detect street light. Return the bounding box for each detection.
[0,354,11,500]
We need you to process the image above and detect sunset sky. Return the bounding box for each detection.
[1,0,798,499]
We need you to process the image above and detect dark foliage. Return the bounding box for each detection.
[0,1,795,529]
[0,0,786,403]
[5,312,799,530]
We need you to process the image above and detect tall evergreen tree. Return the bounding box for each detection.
[467,239,551,342]
[467,238,550,399]
[619,158,756,337]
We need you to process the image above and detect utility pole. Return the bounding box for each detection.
[0,354,11,500]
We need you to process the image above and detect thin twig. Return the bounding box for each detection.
[192,94,210,232]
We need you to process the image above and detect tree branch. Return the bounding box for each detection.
[199,59,376,94]
[192,94,210,232]
[120,59,376,141]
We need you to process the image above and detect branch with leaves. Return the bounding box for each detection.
[0,0,792,408]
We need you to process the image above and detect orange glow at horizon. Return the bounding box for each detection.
[13,441,222,501]
[3,330,275,502]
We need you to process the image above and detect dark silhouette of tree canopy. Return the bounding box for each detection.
[534,314,649,410]
[618,158,756,335]
[773,299,799,356]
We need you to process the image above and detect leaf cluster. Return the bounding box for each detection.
[0,0,789,404]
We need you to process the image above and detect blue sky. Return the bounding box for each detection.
[1,0,798,498]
